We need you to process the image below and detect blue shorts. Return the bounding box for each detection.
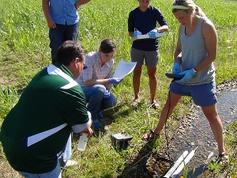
[170,81,217,107]
[130,47,159,68]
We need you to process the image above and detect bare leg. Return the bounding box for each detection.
[147,66,157,103]
[133,65,142,102]
[153,92,182,134]
[202,104,226,154]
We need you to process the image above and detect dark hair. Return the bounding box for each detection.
[100,39,116,54]
[56,41,85,66]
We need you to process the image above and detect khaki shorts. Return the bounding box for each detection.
[130,47,159,68]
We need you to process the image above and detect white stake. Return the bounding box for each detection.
[164,150,189,178]
[172,147,198,176]
[207,152,214,159]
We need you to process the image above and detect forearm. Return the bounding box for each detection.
[173,50,182,63]
[129,31,133,37]
[42,0,51,22]
[157,25,168,33]
[194,54,216,72]
[173,25,183,63]
[71,115,93,136]
[84,78,110,87]
[75,0,91,6]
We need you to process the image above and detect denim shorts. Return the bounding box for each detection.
[131,47,159,68]
[170,81,217,107]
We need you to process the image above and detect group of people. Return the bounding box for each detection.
[0,0,228,177]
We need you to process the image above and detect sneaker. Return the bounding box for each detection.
[65,160,78,167]
[98,111,103,119]
[92,120,101,128]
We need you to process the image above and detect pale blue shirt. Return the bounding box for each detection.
[49,0,79,25]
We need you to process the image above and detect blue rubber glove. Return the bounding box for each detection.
[172,62,181,74]
[133,30,142,37]
[177,68,195,83]
[104,88,110,98]
[148,28,158,39]
[109,78,123,85]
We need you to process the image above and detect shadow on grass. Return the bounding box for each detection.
[91,102,135,136]
[85,102,157,177]
[117,138,158,178]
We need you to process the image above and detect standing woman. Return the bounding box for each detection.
[128,0,168,109]
[144,0,228,164]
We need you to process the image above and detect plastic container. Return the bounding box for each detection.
[77,133,88,151]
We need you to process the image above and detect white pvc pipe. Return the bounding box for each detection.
[164,150,189,178]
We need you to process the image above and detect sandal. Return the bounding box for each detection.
[151,101,160,110]
[131,99,140,107]
[211,152,229,166]
[217,152,229,165]
[143,130,160,141]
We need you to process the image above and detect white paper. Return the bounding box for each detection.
[133,34,150,40]
[113,61,137,79]
[133,33,164,41]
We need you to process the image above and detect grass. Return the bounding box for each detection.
[0,0,237,177]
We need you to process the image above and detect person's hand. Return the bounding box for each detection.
[80,127,93,137]
[109,78,123,85]
[148,28,158,39]
[133,30,142,37]
[80,111,93,137]
[104,88,110,98]
[172,61,181,74]
[47,19,56,29]
[74,1,81,10]
[177,68,196,83]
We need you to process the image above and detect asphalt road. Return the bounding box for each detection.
[165,83,237,177]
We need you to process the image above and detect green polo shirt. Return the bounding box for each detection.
[0,63,89,173]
